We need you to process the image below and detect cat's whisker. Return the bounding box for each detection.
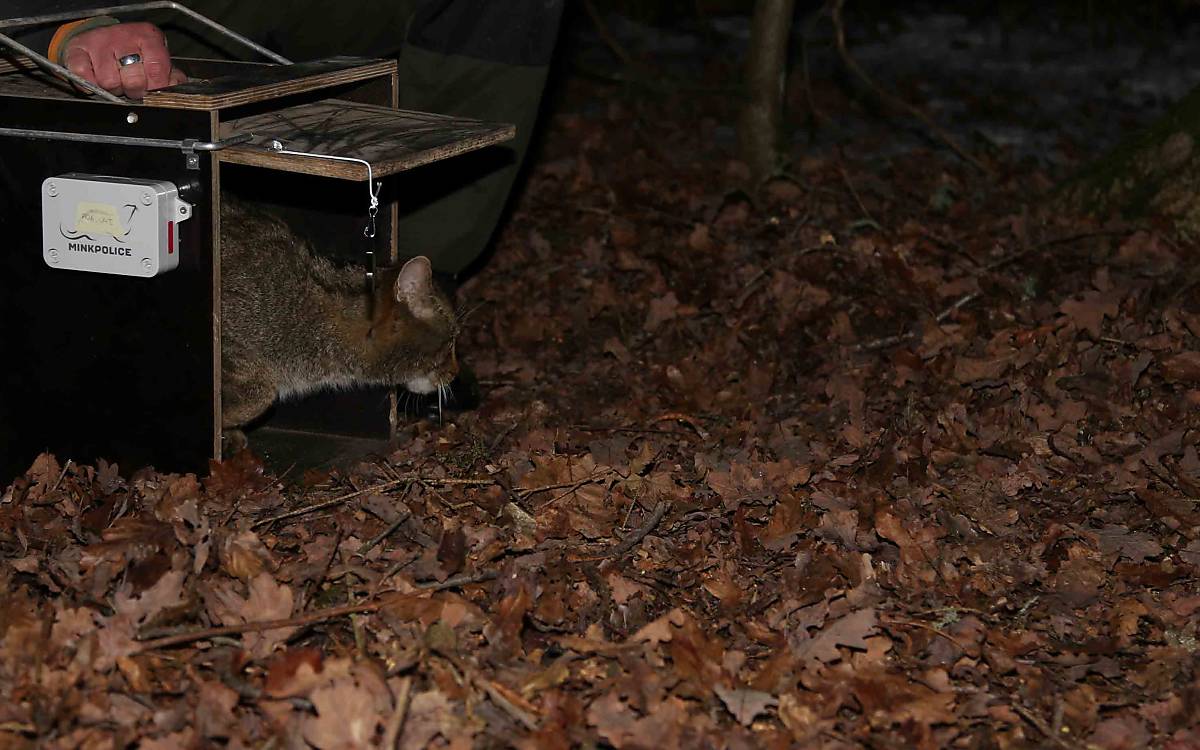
[456,301,487,324]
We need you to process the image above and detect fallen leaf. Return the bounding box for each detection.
[714,684,777,726]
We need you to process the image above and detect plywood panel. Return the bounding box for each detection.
[216,99,515,180]
[143,56,395,110]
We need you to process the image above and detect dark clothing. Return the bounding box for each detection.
[1,0,564,274]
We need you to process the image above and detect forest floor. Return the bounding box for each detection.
[4,9,1200,750]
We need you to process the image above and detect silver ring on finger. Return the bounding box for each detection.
[117,53,142,67]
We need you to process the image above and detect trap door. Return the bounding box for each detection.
[214,100,517,180]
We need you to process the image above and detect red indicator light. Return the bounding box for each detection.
[168,221,174,254]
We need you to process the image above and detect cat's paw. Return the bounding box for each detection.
[222,428,248,457]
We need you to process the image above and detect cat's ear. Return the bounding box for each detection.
[395,256,437,319]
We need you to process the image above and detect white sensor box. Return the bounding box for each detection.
[42,174,191,278]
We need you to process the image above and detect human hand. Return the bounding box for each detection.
[64,22,188,100]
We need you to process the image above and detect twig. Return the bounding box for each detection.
[50,459,72,493]
[830,0,990,174]
[253,480,406,528]
[358,508,413,557]
[849,226,1109,353]
[488,421,520,454]
[1011,702,1073,748]
[596,499,671,562]
[838,157,878,228]
[851,330,915,353]
[516,471,612,500]
[476,678,539,731]
[311,527,345,594]
[571,425,689,437]
[880,615,972,652]
[137,572,500,652]
[734,244,828,308]
[848,227,1133,354]
[135,599,385,652]
[582,0,641,73]
[982,228,1132,273]
[382,676,413,749]
[850,291,977,353]
[650,412,710,440]
[415,570,498,591]
[253,475,494,528]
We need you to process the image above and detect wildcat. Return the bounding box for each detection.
[219,198,459,449]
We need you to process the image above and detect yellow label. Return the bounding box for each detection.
[74,202,123,236]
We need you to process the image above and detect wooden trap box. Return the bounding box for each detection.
[0,4,514,479]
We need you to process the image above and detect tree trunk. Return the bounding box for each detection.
[1061,84,1200,236]
[738,0,796,183]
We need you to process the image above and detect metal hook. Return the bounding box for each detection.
[265,138,381,290]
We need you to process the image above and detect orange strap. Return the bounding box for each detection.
[47,16,121,66]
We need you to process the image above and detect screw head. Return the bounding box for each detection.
[179,205,188,216]
[47,249,59,263]
[141,192,153,206]
[126,112,139,124]
[46,182,58,197]
[141,258,153,272]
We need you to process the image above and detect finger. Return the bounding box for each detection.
[168,66,189,86]
[88,47,124,96]
[136,27,171,91]
[117,55,148,100]
[63,45,98,91]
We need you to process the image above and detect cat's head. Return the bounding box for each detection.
[370,256,459,393]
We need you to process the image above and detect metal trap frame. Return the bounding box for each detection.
[0,2,514,479]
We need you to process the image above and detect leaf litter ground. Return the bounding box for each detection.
[3,28,1200,750]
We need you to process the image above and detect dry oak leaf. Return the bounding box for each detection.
[137,730,196,750]
[208,572,296,661]
[204,448,272,495]
[22,452,61,501]
[953,354,1015,384]
[777,693,826,744]
[791,607,878,664]
[219,529,275,581]
[264,647,326,699]
[587,692,690,750]
[486,582,533,653]
[644,291,681,331]
[1162,351,1200,384]
[714,684,778,727]
[851,669,957,728]
[50,605,99,649]
[688,223,714,252]
[1051,553,1106,608]
[303,665,392,750]
[399,689,468,750]
[114,569,186,625]
[1089,715,1152,750]
[633,607,688,645]
[1088,524,1163,563]
[196,680,239,740]
[1059,291,1118,338]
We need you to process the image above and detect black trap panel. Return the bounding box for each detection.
[0,101,216,482]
